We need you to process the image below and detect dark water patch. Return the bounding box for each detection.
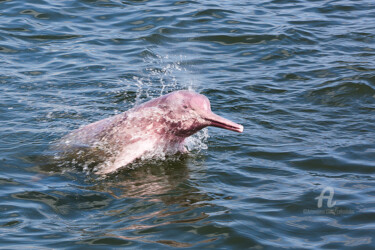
[0,220,22,227]
[279,72,311,81]
[261,48,293,61]
[305,81,375,107]
[20,71,46,76]
[338,64,375,73]
[312,1,372,15]
[0,178,20,186]
[122,0,151,3]
[82,237,133,246]
[193,8,235,19]
[333,32,375,44]
[12,33,82,42]
[244,83,288,94]
[12,190,112,216]
[0,27,31,33]
[20,9,50,19]
[288,19,341,28]
[290,156,375,174]
[0,45,17,53]
[342,211,375,226]
[192,34,289,45]
[139,33,174,45]
[247,149,302,162]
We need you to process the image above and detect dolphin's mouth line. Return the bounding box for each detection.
[206,118,244,133]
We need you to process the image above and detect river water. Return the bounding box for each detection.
[1,0,375,248]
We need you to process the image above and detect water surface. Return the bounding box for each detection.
[1,0,375,248]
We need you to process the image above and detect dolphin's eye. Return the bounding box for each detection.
[183,105,188,109]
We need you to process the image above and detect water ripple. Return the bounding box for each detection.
[1,0,375,248]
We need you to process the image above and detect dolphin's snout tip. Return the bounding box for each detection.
[237,124,244,133]
[230,123,243,133]
[206,112,244,133]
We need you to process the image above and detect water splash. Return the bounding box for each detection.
[185,128,209,153]
[120,52,209,154]
[120,52,198,104]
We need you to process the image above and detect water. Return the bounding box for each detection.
[1,0,375,248]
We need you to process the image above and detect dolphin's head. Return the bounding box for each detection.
[164,90,243,137]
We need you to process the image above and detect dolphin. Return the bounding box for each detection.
[57,90,243,174]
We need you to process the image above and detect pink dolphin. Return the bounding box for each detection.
[59,90,243,174]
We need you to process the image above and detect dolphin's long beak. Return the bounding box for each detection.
[205,112,243,133]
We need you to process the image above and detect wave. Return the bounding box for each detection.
[305,81,375,107]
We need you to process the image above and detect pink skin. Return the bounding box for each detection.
[59,90,243,174]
